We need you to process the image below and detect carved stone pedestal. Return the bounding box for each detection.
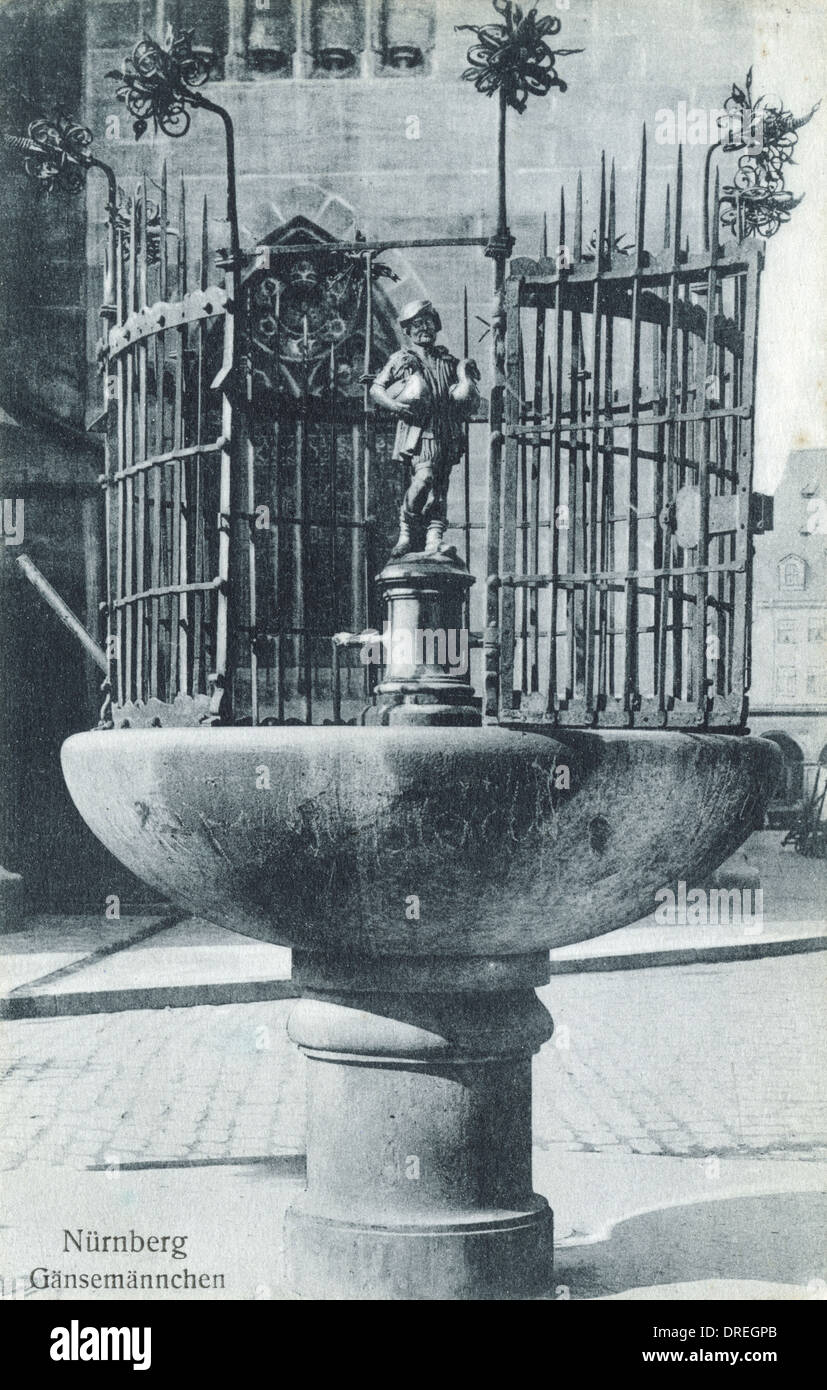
[61,726,778,1301]
[284,954,554,1300]
[366,550,480,726]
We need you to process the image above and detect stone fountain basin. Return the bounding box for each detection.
[61,726,775,959]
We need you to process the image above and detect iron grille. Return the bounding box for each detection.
[105,173,229,722]
[492,138,764,730]
[102,174,488,726]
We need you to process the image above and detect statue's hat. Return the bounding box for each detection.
[399,299,441,331]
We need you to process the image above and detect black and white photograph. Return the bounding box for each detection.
[0,0,825,1331]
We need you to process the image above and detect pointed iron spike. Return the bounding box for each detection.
[140,171,149,305]
[158,165,168,300]
[673,144,684,258]
[663,183,671,250]
[178,175,187,294]
[597,152,607,268]
[608,157,617,251]
[558,185,566,251]
[541,210,548,260]
[463,285,469,357]
[635,124,647,265]
[200,194,209,291]
[128,190,137,314]
[574,171,583,261]
[712,166,721,254]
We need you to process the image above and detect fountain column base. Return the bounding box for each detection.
[284,958,554,1300]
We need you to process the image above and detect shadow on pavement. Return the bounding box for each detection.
[557,1191,827,1298]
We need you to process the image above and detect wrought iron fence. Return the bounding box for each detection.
[490,133,766,730]
[101,174,489,726]
[7,12,814,735]
[103,173,230,723]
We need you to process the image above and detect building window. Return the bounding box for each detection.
[808,617,826,643]
[376,0,435,73]
[776,619,797,644]
[779,554,806,591]
[233,0,434,79]
[310,0,364,75]
[166,0,228,70]
[775,668,798,698]
[807,671,826,698]
[246,0,295,73]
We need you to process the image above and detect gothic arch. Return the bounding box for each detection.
[243,215,402,410]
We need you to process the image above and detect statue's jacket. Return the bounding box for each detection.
[375,343,465,472]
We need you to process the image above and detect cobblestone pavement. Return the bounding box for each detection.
[0,955,824,1173]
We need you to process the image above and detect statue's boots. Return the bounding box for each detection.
[424,518,447,554]
[389,509,417,559]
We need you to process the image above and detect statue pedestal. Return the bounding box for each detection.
[284,954,554,1300]
[366,550,480,726]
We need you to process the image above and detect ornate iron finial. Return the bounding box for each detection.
[108,26,240,275]
[713,69,820,239]
[456,1,582,114]
[2,110,94,195]
[107,28,213,139]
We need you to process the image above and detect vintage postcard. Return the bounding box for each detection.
[0,0,825,1338]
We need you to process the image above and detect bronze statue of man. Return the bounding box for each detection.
[369,300,480,558]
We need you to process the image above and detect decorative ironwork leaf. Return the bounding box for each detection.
[715,71,820,239]
[108,27,213,141]
[456,0,581,114]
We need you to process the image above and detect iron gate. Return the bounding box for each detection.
[492,136,764,729]
[102,171,487,727]
[104,172,230,724]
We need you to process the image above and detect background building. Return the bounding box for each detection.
[749,448,827,820]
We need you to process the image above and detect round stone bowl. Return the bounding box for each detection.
[61,726,777,959]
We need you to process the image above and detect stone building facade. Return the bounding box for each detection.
[749,448,827,818]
